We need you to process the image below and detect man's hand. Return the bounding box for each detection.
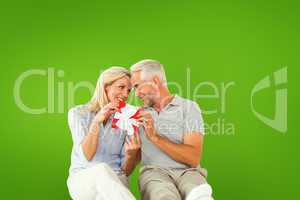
[137,111,159,142]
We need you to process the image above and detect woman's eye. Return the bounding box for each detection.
[119,86,125,89]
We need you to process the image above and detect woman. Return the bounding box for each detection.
[67,66,141,200]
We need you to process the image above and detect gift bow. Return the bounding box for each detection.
[112,101,142,136]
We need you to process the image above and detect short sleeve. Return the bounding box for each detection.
[183,101,205,135]
[68,107,89,161]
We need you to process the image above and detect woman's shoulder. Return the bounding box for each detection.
[68,104,95,120]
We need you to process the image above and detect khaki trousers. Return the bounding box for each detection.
[138,165,209,200]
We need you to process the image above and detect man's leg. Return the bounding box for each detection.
[175,168,213,200]
[139,167,181,200]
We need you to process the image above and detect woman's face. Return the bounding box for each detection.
[105,76,131,103]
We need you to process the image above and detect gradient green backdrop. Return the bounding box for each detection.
[0,0,299,199]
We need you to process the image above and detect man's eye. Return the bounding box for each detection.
[119,86,125,89]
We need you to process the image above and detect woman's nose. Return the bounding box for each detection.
[122,90,129,99]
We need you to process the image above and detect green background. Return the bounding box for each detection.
[0,0,299,199]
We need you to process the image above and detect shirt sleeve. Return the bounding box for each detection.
[68,107,89,162]
[183,101,205,135]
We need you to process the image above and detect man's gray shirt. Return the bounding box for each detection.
[140,95,205,169]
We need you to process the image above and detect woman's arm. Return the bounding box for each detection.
[121,133,141,176]
[82,102,119,161]
[81,121,101,161]
[122,149,141,176]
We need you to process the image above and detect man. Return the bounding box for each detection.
[130,59,213,200]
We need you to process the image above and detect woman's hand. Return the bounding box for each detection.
[122,132,141,175]
[93,102,119,123]
[124,132,141,159]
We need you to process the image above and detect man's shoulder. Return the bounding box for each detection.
[174,95,200,110]
[175,95,194,103]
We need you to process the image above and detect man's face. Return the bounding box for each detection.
[131,71,159,107]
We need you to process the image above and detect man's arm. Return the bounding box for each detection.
[138,111,204,168]
[151,132,203,167]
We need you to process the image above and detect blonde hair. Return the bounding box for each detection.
[87,66,130,112]
[130,59,167,83]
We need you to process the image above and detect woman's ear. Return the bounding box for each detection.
[105,85,110,93]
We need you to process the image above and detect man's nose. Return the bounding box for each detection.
[135,88,141,97]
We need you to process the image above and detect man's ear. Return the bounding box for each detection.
[152,76,161,85]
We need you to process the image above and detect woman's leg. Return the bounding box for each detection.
[67,163,135,200]
[117,172,129,188]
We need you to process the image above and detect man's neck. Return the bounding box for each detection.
[153,89,174,113]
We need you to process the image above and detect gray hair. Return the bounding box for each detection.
[130,59,167,83]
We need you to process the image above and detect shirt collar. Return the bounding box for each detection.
[169,94,181,106]
[142,94,181,110]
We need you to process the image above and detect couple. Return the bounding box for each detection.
[67,59,214,200]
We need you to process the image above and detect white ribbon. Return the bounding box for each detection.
[113,104,139,136]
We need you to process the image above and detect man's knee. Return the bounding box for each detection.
[141,181,181,200]
[186,183,214,200]
[177,169,207,197]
